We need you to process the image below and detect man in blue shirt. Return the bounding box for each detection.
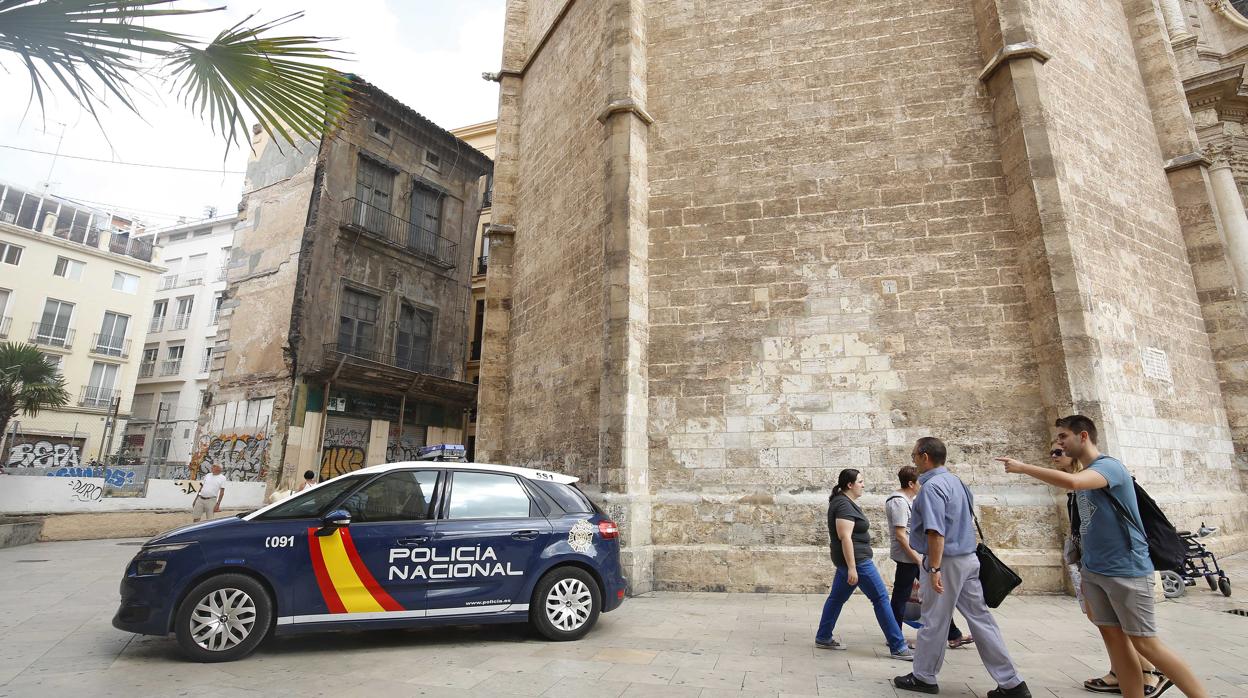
[894,437,1028,697]
[999,415,1206,698]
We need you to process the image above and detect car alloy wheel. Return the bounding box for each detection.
[190,587,258,651]
[545,577,593,632]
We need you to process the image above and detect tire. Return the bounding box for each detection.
[1219,576,1232,598]
[530,566,601,641]
[1207,573,1219,591]
[174,573,273,662]
[1159,570,1185,599]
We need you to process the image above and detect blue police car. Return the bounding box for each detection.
[112,462,627,661]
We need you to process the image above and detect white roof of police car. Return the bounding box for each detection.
[346,461,578,484]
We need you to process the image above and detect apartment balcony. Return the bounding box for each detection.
[215,266,228,282]
[172,313,192,331]
[208,309,221,326]
[158,274,179,290]
[160,359,182,376]
[108,235,154,263]
[0,316,10,338]
[340,198,457,269]
[149,316,165,333]
[30,323,74,350]
[90,334,131,359]
[139,362,155,378]
[183,272,205,286]
[79,386,117,409]
[323,342,455,379]
[200,356,212,373]
[475,256,488,276]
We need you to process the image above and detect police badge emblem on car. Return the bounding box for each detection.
[568,519,595,553]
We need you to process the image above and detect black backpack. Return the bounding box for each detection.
[1104,478,1186,573]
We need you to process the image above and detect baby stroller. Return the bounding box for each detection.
[1159,523,1231,598]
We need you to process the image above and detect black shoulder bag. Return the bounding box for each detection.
[961,483,1022,608]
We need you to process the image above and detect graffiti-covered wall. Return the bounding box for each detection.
[4,434,87,469]
[189,398,275,481]
[0,474,266,514]
[320,416,369,480]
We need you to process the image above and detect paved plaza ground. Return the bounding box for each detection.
[0,538,1245,697]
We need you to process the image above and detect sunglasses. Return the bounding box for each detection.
[1050,448,1064,458]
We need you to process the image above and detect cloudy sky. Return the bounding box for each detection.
[0,0,505,227]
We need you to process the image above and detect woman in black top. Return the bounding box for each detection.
[814,469,912,659]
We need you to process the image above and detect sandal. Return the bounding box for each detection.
[1084,671,1121,694]
[1147,670,1174,697]
[948,634,975,649]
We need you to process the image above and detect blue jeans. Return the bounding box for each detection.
[815,560,906,653]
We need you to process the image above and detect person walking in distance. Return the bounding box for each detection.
[298,470,317,492]
[192,464,227,522]
[886,466,974,650]
[894,437,1029,697]
[814,468,914,661]
[999,416,1203,698]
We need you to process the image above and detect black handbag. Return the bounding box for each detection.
[962,484,1022,608]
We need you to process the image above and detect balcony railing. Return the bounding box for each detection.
[139,362,155,378]
[79,385,117,408]
[183,272,205,286]
[30,323,74,349]
[200,356,212,373]
[0,316,10,338]
[160,359,182,376]
[90,334,131,359]
[149,315,165,333]
[208,309,221,326]
[159,274,179,290]
[475,256,488,276]
[215,266,228,281]
[340,198,457,268]
[172,313,191,331]
[109,235,154,263]
[323,342,455,379]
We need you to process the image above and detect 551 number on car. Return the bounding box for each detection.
[265,536,295,548]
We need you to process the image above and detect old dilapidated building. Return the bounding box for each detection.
[478,0,1248,594]
[196,77,492,489]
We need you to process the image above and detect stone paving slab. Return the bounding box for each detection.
[0,538,1245,697]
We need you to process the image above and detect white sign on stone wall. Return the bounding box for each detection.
[1141,347,1172,383]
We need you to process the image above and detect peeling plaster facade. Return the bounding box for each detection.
[201,78,492,489]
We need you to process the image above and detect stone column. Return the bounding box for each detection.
[1209,150,1248,293]
[1159,0,1194,42]
[596,0,654,594]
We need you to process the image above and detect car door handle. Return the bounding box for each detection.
[510,530,539,540]
[397,536,428,546]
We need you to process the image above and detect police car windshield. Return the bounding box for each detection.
[257,475,369,520]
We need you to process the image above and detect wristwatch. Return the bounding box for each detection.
[924,564,941,574]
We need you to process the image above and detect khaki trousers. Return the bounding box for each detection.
[192,496,216,522]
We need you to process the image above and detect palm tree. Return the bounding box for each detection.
[0,342,71,457]
[0,0,353,152]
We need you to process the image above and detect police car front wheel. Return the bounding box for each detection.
[531,567,601,641]
[174,573,273,662]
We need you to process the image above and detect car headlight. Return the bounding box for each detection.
[135,559,167,575]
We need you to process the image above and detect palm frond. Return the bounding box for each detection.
[0,1,213,125]
[166,12,354,152]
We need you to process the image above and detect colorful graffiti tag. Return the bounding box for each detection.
[45,466,136,487]
[320,421,369,480]
[189,432,269,481]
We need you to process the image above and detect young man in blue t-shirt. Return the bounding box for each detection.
[997,415,1206,698]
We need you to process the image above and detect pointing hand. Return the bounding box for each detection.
[995,457,1026,474]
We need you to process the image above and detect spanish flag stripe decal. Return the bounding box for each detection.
[306,528,346,614]
[317,530,387,613]
[339,529,405,612]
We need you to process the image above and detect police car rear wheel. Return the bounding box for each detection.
[174,573,273,662]
[531,567,601,641]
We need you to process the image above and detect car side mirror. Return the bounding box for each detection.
[316,509,351,536]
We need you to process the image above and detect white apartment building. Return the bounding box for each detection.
[0,180,162,470]
[122,215,236,474]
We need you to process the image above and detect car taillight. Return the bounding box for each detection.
[598,520,619,539]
